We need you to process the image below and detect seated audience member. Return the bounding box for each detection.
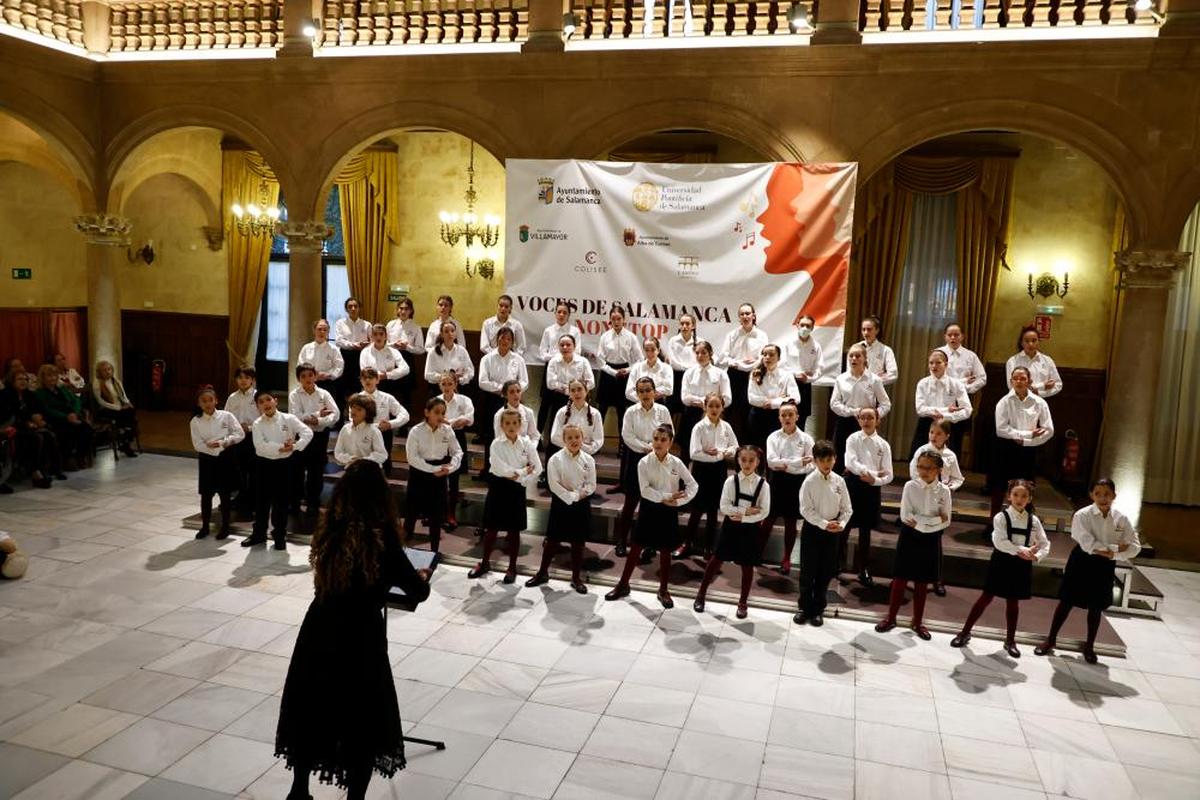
[92,360,139,457]
[1,370,62,490]
[53,352,86,394]
[35,364,94,470]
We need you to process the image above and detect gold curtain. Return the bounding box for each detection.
[223,150,279,380]
[955,157,1015,347]
[336,151,401,323]
[850,164,914,339]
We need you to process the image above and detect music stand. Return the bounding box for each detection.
[386,547,447,752]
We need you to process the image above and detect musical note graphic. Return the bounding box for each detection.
[742,231,756,250]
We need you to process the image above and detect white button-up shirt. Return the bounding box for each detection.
[845,431,894,487]
[901,477,951,532]
[547,448,597,505]
[405,422,463,473]
[551,402,604,454]
[638,452,699,504]
[439,392,475,428]
[252,411,313,459]
[334,317,372,348]
[830,371,892,420]
[991,508,1049,560]
[424,316,467,351]
[681,364,732,408]
[424,344,474,385]
[914,375,971,423]
[360,344,409,381]
[689,417,738,463]
[297,340,344,380]
[800,469,853,529]
[621,402,673,454]
[995,390,1054,446]
[861,340,899,385]
[784,336,824,382]
[910,443,964,491]
[190,409,244,455]
[225,388,258,428]
[666,333,699,373]
[288,386,341,432]
[767,428,815,475]
[748,367,800,409]
[1071,504,1140,561]
[386,318,426,355]
[481,316,528,355]
[496,403,540,442]
[625,359,674,402]
[478,350,530,395]
[718,326,769,373]
[489,434,543,487]
[938,344,986,394]
[720,472,770,524]
[360,388,408,429]
[334,421,388,466]
[546,355,595,393]
[1006,351,1063,398]
[539,323,576,363]
[595,328,642,374]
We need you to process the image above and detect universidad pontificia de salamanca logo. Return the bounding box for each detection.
[537,176,600,206]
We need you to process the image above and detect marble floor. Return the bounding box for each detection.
[1,454,1199,800]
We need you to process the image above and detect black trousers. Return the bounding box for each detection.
[799,522,842,617]
[234,435,257,510]
[294,430,330,511]
[255,455,294,537]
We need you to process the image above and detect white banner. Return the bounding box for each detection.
[504,159,857,383]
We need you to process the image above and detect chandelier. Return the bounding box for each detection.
[438,142,500,277]
[230,180,281,237]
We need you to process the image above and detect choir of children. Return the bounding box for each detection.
[180,297,1133,663]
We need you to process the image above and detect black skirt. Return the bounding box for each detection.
[406,466,448,517]
[984,550,1034,600]
[197,448,236,494]
[621,448,649,493]
[450,428,469,477]
[669,370,686,414]
[482,477,528,531]
[910,417,934,460]
[633,499,681,549]
[689,460,728,513]
[546,493,591,543]
[846,478,881,530]
[893,523,941,583]
[990,437,1039,489]
[830,413,857,471]
[1058,544,1116,610]
[768,470,803,519]
[715,518,762,566]
[748,406,781,449]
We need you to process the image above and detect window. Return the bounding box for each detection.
[324,263,351,327]
[264,260,290,362]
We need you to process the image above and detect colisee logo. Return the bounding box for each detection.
[632,182,660,212]
[537,177,555,205]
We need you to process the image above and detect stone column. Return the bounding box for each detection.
[279,0,322,56]
[523,0,566,52]
[74,214,131,375]
[1161,0,1200,36]
[811,0,862,44]
[280,220,332,394]
[1097,249,1191,527]
[80,0,111,55]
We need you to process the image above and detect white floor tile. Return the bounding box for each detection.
[8,703,139,757]
[500,701,599,752]
[606,682,695,728]
[159,733,277,794]
[84,717,213,775]
[151,682,267,731]
[855,720,946,773]
[1031,749,1139,800]
[462,739,576,799]
[684,694,772,742]
[856,761,951,800]
[581,715,681,770]
[553,754,662,800]
[12,759,147,800]
[422,688,524,737]
[758,744,853,800]
[666,729,764,786]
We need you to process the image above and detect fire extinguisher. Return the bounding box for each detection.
[1062,429,1080,478]
[150,359,165,393]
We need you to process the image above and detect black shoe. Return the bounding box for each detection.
[1004,641,1021,658]
[950,633,971,648]
[693,597,706,613]
[615,544,627,558]
[242,533,267,547]
[468,563,490,580]
[810,614,824,627]
[215,525,231,541]
[273,538,287,551]
[571,579,588,594]
[912,624,932,641]
[525,572,550,588]
[1082,647,1098,664]
[657,590,674,609]
[604,583,630,602]
[793,611,808,626]
[195,526,210,540]
[502,570,517,584]
[736,605,748,619]
[874,619,896,633]
[640,547,656,565]
[933,582,947,597]
[858,570,874,588]
[1033,641,1055,657]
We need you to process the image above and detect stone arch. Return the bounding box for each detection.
[563,99,810,165]
[852,97,1157,244]
[121,170,222,235]
[0,104,95,211]
[1162,168,1200,249]
[103,106,296,211]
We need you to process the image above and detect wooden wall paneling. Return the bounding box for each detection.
[121,310,229,411]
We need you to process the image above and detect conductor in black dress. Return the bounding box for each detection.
[276,460,432,800]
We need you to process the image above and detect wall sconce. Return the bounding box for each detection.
[1027,271,1069,300]
[562,11,580,38]
[127,240,155,265]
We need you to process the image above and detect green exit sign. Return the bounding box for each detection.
[11,268,32,280]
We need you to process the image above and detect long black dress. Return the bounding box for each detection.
[275,539,431,788]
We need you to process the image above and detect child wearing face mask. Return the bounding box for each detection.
[784,315,824,433]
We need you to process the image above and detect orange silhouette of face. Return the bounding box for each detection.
[756,164,856,329]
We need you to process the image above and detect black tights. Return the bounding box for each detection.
[290,758,372,800]
[617,543,672,594]
[479,529,521,574]
[884,579,929,626]
[960,593,1021,643]
[697,558,754,606]
[1045,600,1103,650]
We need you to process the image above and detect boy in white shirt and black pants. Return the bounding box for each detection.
[841,408,894,588]
[249,390,314,550]
[795,440,853,626]
[289,363,340,517]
